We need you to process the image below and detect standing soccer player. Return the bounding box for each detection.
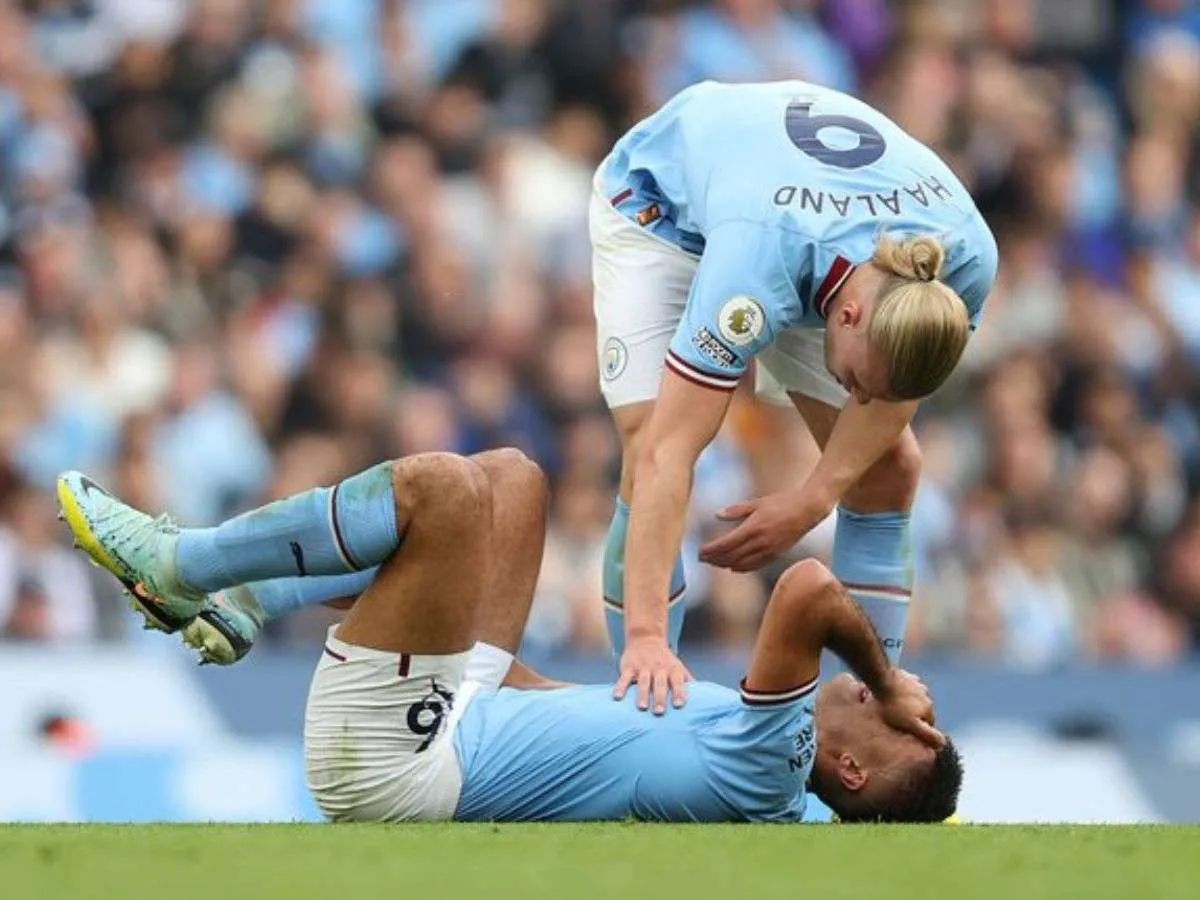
[592,80,998,712]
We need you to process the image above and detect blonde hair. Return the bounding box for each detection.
[868,234,970,401]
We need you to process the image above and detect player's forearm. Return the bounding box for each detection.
[817,580,896,698]
[623,445,694,641]
[803,399,918,505]
[749,563,895,694]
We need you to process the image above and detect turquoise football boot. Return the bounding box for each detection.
[180,585,264,665]
[56,470,206,632]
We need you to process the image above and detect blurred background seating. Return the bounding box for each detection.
[2,0,1197,665]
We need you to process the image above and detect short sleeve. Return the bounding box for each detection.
[944,219,999,331]
[693,678,818,823]
[666,221,803,391]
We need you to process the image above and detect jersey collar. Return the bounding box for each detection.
[815,255,856,319]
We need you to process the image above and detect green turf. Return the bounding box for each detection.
[1,824,1196,900]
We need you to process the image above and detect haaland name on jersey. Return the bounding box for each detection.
[771,175,957,219]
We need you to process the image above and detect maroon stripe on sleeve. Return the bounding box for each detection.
[739,676,820,706]
[664,352,740,392]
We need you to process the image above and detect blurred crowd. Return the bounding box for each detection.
[1,0,1199,668]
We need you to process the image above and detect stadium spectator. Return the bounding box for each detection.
[0,0,1196,664]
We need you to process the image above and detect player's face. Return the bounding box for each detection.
[824,270,899,403]
[815,674,933,770]
[823,325,891,404]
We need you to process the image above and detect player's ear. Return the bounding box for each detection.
[836,298,862,328]
[837,752,867,793]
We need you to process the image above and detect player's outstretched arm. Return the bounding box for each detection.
[745,559,944,748]
[617,367,734,713]
[702,398,918,572]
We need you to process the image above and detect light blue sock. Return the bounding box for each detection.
[831,507,913,663]
[246,568,380,620]
[602,498,687,655]
[177,462,399,593]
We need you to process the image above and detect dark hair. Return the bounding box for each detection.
[834,739,964,824]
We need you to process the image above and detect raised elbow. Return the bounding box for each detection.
[774,559,839,615]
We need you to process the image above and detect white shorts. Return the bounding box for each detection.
[755,327,849,410]
[303,629,509,823]
[589,169,847,411]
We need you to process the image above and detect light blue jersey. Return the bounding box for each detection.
[597,80,998,388]
[453,680,817,822]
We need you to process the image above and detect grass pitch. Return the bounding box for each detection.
[1,824,1195,900]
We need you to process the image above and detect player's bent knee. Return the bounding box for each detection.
[514,453,549,507]
[476,448,549,508]
[875,429,922,489]
[496,447,547,490]
[476,446,528,472]
[395,452,491,522]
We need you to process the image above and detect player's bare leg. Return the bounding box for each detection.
[61,448,563,666]
[157,450,550,665]
[333,449,557,658]
[290,449,549,652]
[276,448,551,671]
[471,449,549,654]
[329,449,563,690]
[613,403,655,503]
[469,449,566,688]
[335,453,491,655]
[788,393,920,662]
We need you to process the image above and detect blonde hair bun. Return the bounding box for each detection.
[874,234,945,283]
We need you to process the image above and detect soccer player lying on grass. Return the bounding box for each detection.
[56,450,959,823]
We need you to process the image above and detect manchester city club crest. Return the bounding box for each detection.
[602,337,628,381]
